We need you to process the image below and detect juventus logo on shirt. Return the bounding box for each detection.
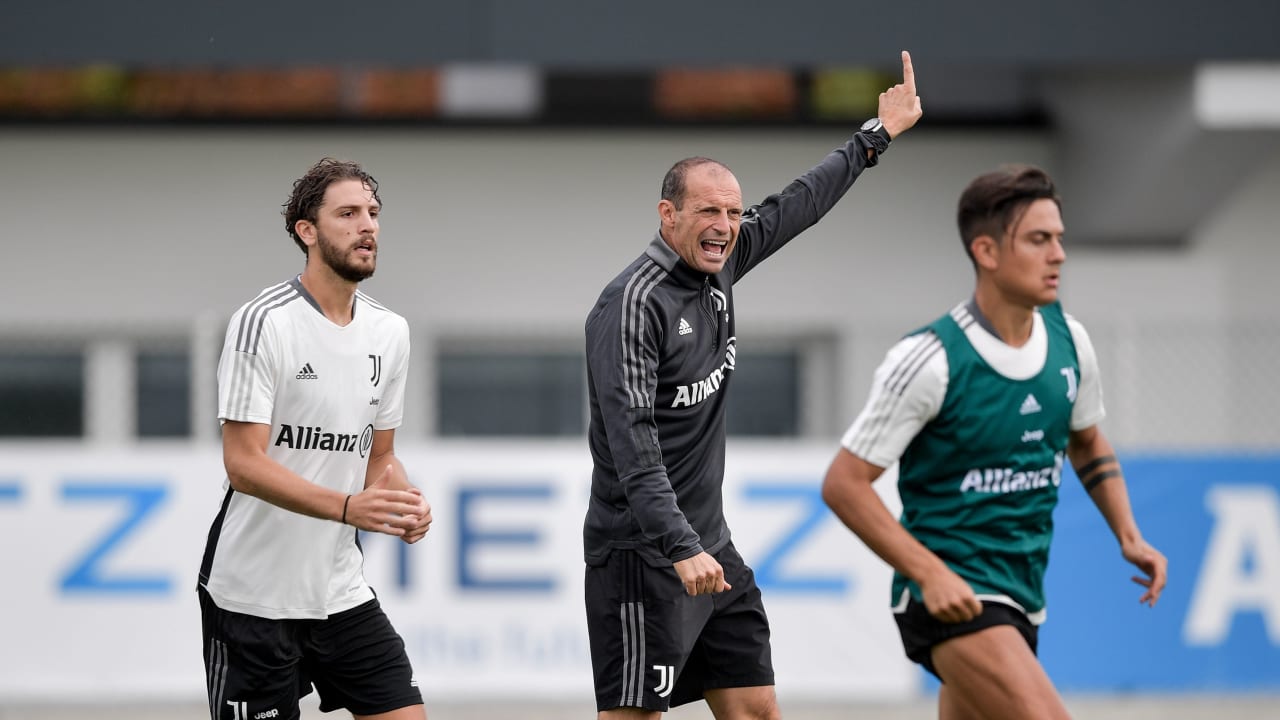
[369,354,382,386]
[709,287,727,312]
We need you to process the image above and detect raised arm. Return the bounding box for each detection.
[881,50,923,139]
[730,50,922,279]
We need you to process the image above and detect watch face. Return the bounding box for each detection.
[861,118,882,132]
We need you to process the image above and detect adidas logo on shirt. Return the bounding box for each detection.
[295,363,318,380]
[1019,393,1042,415]
[678,318,693,336]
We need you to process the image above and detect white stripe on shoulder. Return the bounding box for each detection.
[229,350,261,421]
[850,331,943,459]
[885,332,943,396]
[621,261,665,410]
[236,283,299,355]
[253,281,291,300]
[356,290,391,312]
[233,283,291,352]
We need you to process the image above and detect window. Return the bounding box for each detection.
[436,344,808,438]
[136,349,191,437]
[437,351,585,437]
[726,349,801,436]
[0,352,84,437]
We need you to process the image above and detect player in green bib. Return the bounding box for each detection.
[823,165,1167,719]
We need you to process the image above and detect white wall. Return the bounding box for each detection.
[4,127,1046,329]
[4,127,1278,447]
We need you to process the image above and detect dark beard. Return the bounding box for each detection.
[317,234,375,283]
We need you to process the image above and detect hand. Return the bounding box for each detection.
[919,566,983,623]
[344,464,426,537]
[878,50,922,139]
[399,487,434,545]
[673,551,732,596]
[1122,537,1168,607]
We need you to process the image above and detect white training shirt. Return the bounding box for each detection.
[201,277,410,620]
[842,303,1105,468]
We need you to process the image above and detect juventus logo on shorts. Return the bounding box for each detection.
[653,664,675,698]
[369,354,382,386]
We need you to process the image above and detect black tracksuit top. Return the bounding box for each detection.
[584,130,888,567]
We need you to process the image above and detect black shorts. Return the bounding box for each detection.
[199,586,422,720]
[894,595,1038,681]
[584,542,774,712]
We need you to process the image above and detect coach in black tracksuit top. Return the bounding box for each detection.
[582,52,922,718]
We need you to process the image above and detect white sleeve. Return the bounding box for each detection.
[373,316,410,430]
[216,308,278,425]
[1066,314,1106,430]
[840,332,948,468]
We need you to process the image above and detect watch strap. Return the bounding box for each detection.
[860,123,892,156]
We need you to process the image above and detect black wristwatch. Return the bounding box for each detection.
[860,117,892,145]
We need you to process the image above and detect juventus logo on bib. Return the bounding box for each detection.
[1060,366,1077,402]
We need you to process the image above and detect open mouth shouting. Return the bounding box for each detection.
[700,238,728,259]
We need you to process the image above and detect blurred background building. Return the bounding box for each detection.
[1,1,1278,717]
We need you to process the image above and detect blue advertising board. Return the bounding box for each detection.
[1040,455,1280,691]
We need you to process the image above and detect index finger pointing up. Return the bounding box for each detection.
[901,50,915,94]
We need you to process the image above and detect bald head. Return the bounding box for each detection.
[661,157,734,209]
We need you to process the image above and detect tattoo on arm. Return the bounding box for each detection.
[1083,469,1121,492]
[1074,454,1120,492]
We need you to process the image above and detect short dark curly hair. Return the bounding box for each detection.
[957,164,1061,267]
[282,158,381,255]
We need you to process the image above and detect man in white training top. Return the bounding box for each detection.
[198,158,432,720]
